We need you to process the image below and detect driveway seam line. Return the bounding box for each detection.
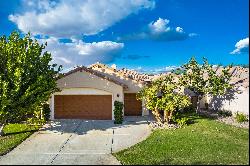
[110,129,114,154]
[50,121,82,164]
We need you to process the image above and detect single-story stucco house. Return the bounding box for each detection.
[49,64,249,120]
[49,64,149,120]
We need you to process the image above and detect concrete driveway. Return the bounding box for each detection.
[0,116,152,165]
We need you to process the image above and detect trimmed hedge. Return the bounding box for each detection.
[114,101,124,124]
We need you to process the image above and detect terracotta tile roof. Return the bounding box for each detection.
[89,63,150,84]
[61,66,128,89]
[61,63,249,92]
[149,66,249,91]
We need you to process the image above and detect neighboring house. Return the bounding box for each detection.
[173,65,249,115]
[199,66,249,115]
[49,64,149,120]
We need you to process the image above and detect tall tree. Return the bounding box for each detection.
[179,57,232,112]
[137,74,190,124]
[0,31,62,132]
[137,57,232,125]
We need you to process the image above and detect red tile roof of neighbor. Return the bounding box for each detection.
[214,66,249,90]
[151,66,249,91]
[61,63,249,92]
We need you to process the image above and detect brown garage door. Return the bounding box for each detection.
[54,95,112,120]
[124,93,142,116]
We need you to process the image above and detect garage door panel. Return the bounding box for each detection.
[124,93,142,116]
[55,95,112,120]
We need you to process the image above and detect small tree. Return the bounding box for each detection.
[137,74,190,124]
[179,57,232,112]
[0,31,62,134]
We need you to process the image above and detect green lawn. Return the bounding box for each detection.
[0,123,41,156]
[114,116,249,165]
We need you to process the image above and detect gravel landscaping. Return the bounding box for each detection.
[217,116,249,128]
[199,109,249,128]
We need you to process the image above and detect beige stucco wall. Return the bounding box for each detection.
[89,67,150,116]
[57,71,124,96]
[53,88,112,95]
[199,95,208,108]
[90,67,143,93]
[49,70,124,120]
[120,78,143,93]
[101,73,149,116]
[200,90,249,115]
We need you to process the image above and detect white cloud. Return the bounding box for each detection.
[149,18,170,33]
[188,33,198,37]
[230,37,249,54]
[133,66,179,74]
[55,57,72,64]
[152,66,178,73]
[38,37,124,70]
[111,64,117,69]
[165,66,178,71]
[119,17,196,41]
[175,27,184,33]
[148,18,198,41]
[9,0,155,38]
[149,18,185,35]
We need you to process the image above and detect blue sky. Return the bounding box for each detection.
[0,0,249,73]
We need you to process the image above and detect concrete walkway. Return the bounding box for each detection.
[0,116,152,165]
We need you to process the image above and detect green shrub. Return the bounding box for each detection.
[26,103,51,125]
[183,105,195,113]
[27,117,45,126]
[218,110,232,117]
[235,112,248,123]
[171,112,180,122]
[171,112,192,127]
[114,101,124,124]
[175,117,191,127]
[42,103,50,121]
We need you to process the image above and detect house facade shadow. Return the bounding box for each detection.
[208,88,239,112]
[39,115,153,135]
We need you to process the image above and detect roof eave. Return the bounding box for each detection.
[59,66,128,89]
